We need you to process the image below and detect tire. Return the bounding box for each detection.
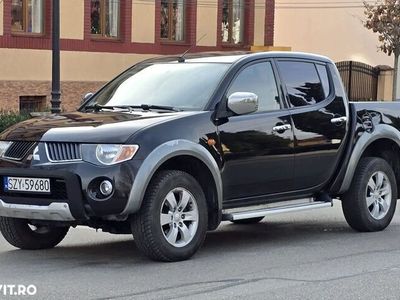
[231,217,264,224]
[342,157,397,232]
[131,170,208,262]
[0,217,69,250]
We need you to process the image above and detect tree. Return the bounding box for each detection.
[364,0,400,100]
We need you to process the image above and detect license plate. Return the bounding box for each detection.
[3,177,51,194]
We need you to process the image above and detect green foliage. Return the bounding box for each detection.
[0,112,31,133]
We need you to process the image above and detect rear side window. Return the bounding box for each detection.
[316,64,330,98]
[277,61,326,107]
[227,62,280,112]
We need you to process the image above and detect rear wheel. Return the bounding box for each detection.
[231,217,264,224]
[0,217,69,250]
[131,170,208,262]
[342,157,397,232]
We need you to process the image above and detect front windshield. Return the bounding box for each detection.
[87,62,231,111]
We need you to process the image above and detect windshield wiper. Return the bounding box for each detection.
[84,104,182,112]
[84,104,120,112]
[130,104,182,112]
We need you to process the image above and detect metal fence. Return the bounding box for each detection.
[336,61,379,101]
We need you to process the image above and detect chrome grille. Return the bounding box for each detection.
[46,142,82,162]
[4,141,36,160]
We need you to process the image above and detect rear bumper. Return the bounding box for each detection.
[0,168,88,221]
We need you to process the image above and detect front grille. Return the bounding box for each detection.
[46,142,82,162]
[4,141,36,160]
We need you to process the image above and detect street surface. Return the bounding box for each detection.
[0,200,400,300]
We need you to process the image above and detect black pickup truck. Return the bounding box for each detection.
[0,51,399,262]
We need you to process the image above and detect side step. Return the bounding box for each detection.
[222,200,333,221]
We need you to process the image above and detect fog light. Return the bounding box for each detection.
[99,180,113,196]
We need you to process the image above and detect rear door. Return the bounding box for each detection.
[275,60,348,190]
[218,60,295,203]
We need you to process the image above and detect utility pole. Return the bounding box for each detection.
[51,0,61,113]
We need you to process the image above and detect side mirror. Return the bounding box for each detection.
[82,92,94,104]
[227,92,258,115]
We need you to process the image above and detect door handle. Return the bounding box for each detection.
[330,116,348,125]
[272,124,292,133]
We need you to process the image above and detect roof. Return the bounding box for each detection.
[137,51,333,65]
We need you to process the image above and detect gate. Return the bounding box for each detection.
[336,61,379,101]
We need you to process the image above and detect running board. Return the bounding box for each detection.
[223,201,333,221]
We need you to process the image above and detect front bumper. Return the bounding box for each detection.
[0,168,88,221]
[0,201,75,221]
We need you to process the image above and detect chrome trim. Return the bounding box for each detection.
[45,143,83,163]
[272,124,292,132]
[0,200,75,221]
[224,198,315,214]
[331,116,348,124]
[3,142,36,161]
[224,201,333,221]
[227,92,259,115]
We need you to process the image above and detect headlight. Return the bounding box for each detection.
[95,144,139,165]
[0,141,12,157]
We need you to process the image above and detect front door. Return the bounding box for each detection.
[218,61,295,204]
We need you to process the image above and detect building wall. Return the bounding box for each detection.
[0,48,155,82]
[0,0,3,36]
[0,81,105,112]
[61,0,84,40]
[131,0,155,43]
[196,0,218,47]
[0,0,275,112]
[0,49,157,112]
[274,0,393,67]
[254,0,266,46]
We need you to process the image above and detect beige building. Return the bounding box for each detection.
[274,0,393,67]
[274,0,395,101]
[0,0,275,112]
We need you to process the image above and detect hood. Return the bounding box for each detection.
[0,111,195,143]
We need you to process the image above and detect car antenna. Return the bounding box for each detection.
[178,34,207,63]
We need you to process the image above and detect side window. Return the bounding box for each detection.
[227,62,280,112]
[316,64,330,98]
[277,61,326,107]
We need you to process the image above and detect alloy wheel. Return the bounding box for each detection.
[366,171,392,220]
[160,187,199,248]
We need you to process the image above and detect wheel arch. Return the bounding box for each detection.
[338,124,400,196]
[122,140,223,229]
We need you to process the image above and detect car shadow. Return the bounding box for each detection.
[0,218,357,268]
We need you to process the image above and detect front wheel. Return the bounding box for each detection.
[131,170,208,262]
[0,217,69,250]
[342,157,397,232]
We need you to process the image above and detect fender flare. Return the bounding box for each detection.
[338,124,400,194]
[122,139,223,217]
